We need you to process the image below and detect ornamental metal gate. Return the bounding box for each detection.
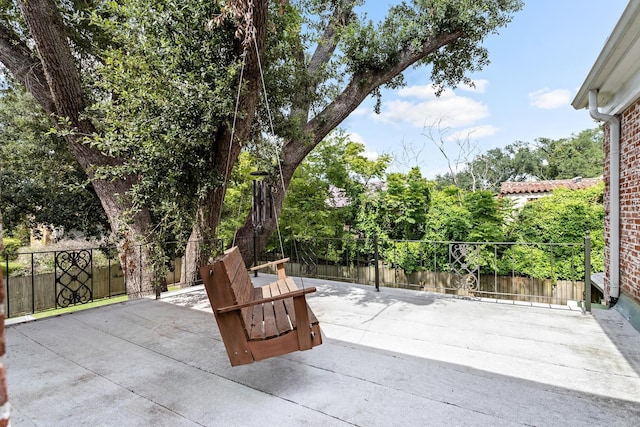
[55,250,93,307]
[449,243,481,292]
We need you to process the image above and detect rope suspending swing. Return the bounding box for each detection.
[198,15,321,366]
[226,33,306,288]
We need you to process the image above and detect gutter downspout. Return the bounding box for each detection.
[589,89,620,306]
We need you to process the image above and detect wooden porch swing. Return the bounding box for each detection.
[199,248,322,366]
[198,29,322,366]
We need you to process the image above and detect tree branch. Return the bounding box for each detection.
[20,0,85,126]
[0,22,55,114]
[299,29,464,163]
[288,1,356,134]
[307,0,356,76]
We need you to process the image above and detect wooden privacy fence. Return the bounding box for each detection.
[4,258,183,318]
[279,262,584,306]
[4,236,592,317]
[5,264,124,317]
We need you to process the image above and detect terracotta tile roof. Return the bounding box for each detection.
[499,177,603,195]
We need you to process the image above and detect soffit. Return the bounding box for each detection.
[573,1,640,114]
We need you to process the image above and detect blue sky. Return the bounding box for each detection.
[341,0,629,178]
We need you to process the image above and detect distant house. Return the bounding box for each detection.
[572,2,640,331]
[30,224,64,247]
[326,181,387,209]
[327,185,350,209]
[499,177,603,209]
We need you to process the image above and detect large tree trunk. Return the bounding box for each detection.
[180,225,203,287]
[190,1,268,269]
[14,0,155,297]
[95,177,155,297]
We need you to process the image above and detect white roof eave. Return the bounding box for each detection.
[572,1,640,114]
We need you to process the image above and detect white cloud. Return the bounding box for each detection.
[529,88,572,109]
[397,84,441,99]
[346,132,366,145]
[366,84,490,129]
[459,79,489,93]
[362,151,379,161]
[374,95,489,129]
[446,125,499,142]
[346,132,379,160]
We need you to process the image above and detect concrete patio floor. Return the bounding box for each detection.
[6,276,640,426]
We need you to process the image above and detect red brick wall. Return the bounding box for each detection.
[609,98,640,306]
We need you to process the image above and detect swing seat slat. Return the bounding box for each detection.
[199,246,322,366]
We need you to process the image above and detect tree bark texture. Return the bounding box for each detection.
[191,0,268,269]
[180,225,203,287]
[5,0,156,297]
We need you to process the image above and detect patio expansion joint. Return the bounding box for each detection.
[320,318,634,380]
[298,355,536,427]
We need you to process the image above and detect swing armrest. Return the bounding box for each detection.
[249,257,290,272]
[215,287,316,314]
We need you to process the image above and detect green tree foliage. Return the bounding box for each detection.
[264,132,391,243]
[355,173,505,273]
[505,184,605,280]
[501,184,605,280]
[382,183,602,278]
[0,0,523,280]
[0,85,108,237]
[216,152,255,247]
[376,168,431,240]
[0,237,20,260]
[422,186,506,242]
[435,128,604,192]
[507,184,604,245]
[232,0,524,260]
[86,0,241,244]
[387,186,507,273]
[423,186,471,242]
[242,126,604,280]
[464,190,506,242]
[539,128,604,180]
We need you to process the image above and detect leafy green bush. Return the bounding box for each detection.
[1,260,21,276]
[1,237,22,260]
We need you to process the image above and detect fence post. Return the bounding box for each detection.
[4,255,8,318]
[374,234,380,292]
[108,257,112,298]
[584,232,592,313]
[54,251,57,309]
[253,231,258,278]
[31,253,35,314]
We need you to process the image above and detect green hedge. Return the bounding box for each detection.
[1,237,22,260]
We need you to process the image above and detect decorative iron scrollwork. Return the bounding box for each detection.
[449,243,481,291]
[55,250,93,307]
[297,244,318,276]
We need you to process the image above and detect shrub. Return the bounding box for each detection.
[1,237,22,260]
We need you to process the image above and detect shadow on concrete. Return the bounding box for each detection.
[312,283,437,308]
[251,273,439,308]
[592,307,640,379]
